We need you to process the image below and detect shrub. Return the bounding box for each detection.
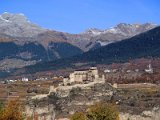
[70,112,88,120]
[0,99,24,120]
[87,102,119,120]
[71,102,119,120]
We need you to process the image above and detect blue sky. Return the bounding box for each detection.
[0,0,159,33]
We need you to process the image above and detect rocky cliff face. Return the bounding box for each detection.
[26,81,115,119]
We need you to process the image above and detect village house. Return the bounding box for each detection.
[145,64,153,74]
[22,77,29,82]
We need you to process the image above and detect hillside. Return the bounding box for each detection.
[77,26,160,63]
[0,41,82,71]
[19,26,160,74]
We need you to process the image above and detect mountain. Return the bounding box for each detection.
[75,26,160,63]
[0,13,84,71]
[0,12,47,37]
[21,26,160,74]
[0,13,157,47]
[0,12,158,71]
[76,23,157,51]
[64,23,157,51]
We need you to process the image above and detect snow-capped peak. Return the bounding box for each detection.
[1,12,29,24]
[82,28,103,36]
[81,23,158,37]
[0,12,47,37]
[104,27,119,34]
[0,15,12,23]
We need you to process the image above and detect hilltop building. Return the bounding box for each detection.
[63,67,105,85]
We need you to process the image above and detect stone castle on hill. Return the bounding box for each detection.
[63,67,105,85]
[27,67,117,120]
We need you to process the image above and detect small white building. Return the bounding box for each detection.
[145,64,153,74]
[126,70,131,73]
[22,77,29,82]
[8,80,16,83]
[104,69,111,73]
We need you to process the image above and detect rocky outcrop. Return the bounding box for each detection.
[25,101,55,120]
[26,81,115,119]
[49,82,115,117]
[120,107,160,120]
[26,81,160,120]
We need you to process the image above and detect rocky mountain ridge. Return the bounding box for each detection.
[0,13,157,50]
[82,23,157,36]
[0,12,158,71]
[83,23,157,48]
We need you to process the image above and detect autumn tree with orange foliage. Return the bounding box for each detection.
[0,99,24,120]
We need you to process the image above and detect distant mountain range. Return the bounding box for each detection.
[76,26,160,63]
[20,26,160,74]
[0,12,158,71]
[65,23,157,51]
